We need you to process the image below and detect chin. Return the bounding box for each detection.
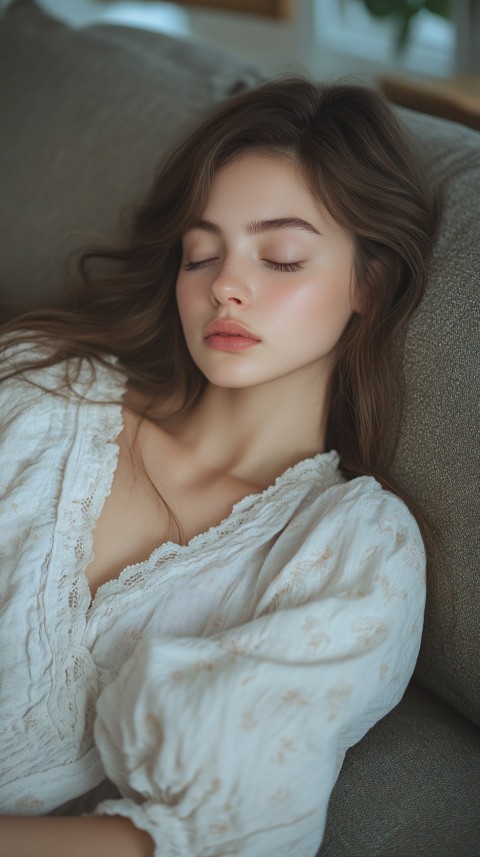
[197,367,263,389]
[191,361,256,390]
[208,376,258,390]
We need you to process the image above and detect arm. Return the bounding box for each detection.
[0,815,154,857]
[91,483,426,857]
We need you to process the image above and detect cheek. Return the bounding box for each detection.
[175,279,198,327]
[321,277,355,319]
[275,274,353,324]
[267,272,355,356]
[175,276,187,307]
[310,257,356,317]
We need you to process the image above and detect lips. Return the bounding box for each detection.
[204,319,260,342]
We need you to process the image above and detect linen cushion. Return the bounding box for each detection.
[318,683,480,857]
[390,110,480,725]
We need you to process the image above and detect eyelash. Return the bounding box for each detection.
[264,260,304,273]
[183,259,304,272]
[183,259,216,271]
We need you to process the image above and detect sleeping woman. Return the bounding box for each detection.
[0,77,437,857]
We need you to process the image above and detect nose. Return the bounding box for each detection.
[209,263,252,308]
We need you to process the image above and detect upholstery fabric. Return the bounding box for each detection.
[318,683,480,857]
[0,0,262,306]
[390,110,480,726]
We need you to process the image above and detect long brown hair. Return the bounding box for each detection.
[0,78,439,542]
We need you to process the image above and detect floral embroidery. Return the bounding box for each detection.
[353,617,389,646]
[324,682,353,722]
[268,787,291,806]
[208,611,227,632]
[281,689,310,707]
[378,514,396,535]
[240,710,258,731]
[209,821,230,834]
[194,659,216,672]
[221,638,249,657]
[144,714,162,742]
[361,544,378,563]
[209,777,222,794]
[307,631,331,651]
[404,542,423,572]
[171,671,184,682]
[301,615,318,631]
[291,546,333,578]
[275,737,298,765]
[374,574,407,603]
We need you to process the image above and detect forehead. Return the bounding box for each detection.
[198,151,347,243]
[205,152,317,214]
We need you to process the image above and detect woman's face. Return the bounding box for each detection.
[176,152,359,392]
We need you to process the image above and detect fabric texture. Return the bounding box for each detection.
[0,0,262,306]
[389,109,480,726]
[318,683,480,857]
[0,343,425,856]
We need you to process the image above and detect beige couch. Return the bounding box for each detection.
[1,2,479,854]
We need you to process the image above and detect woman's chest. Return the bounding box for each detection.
[84,416,261,600]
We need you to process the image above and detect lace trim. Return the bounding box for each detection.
[50,357,126,753]
[88,448,341,611]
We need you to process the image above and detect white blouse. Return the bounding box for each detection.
[0,341,426,856]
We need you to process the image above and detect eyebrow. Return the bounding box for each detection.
[191,217,321,236]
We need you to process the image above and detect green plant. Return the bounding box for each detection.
[352,0,451,51]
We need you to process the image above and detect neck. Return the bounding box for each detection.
[167,370,331,488]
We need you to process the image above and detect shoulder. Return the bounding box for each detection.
[254,474,426,661]
[288,473,425,590]
[0,336,126,550]
[311,473,422,544]
[336,476,425,574]
[0,335,126,487]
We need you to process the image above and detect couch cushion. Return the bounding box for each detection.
[389,110,480,727]
[318,683,480,857]
[0,0,262,306]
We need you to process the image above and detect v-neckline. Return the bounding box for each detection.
[51,356,339,626]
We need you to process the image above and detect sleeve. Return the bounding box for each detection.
[92,483,426,857]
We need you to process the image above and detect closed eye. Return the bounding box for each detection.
[183,258,304,273]
[264,260,304,272]
[183,258,218,270]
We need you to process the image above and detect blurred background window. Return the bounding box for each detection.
[2,1,478,87]
[314,0,455,77]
